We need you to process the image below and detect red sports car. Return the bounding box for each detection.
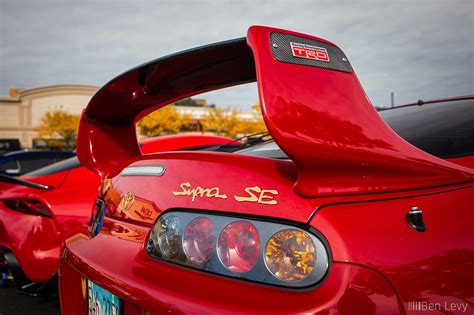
[0,134,235,293]
[59,26,474,314]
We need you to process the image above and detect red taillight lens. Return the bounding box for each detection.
[2,198,52,217]
[183,217,215,266]
[217,221,260,273]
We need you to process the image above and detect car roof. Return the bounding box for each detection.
[377,95,473,112]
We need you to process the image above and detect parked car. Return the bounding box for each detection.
[0,135,236,293]
[0,139,21,156]
[0,150,75,176]
[59,26,473,314]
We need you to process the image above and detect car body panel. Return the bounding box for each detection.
[60,219,401,314]
[445,156,474,169]
[311,184,474,313]
[104,152,313,223]
[0,166,99,283]
[139,134,235,154]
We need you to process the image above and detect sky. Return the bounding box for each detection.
[0,0,473,110]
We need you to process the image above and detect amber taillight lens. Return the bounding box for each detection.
[2,198,52,217]
[147,211,329,288]
[265,229,316,281]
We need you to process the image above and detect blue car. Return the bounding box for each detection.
[0,150,75,176]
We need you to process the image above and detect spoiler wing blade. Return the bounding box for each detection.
[77,25,473,196]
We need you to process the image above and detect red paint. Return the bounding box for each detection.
[60,219,401,314]
[445,155,474,169]
[0,135,231,284]
[247,26,473,197]
[0,166,98,283]
[140,134,235,154]
[59,25,474,314]
[311,185,474,314]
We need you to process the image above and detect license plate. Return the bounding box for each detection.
[87,279,122,315]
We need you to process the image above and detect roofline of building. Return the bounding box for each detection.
[0,84,99,102]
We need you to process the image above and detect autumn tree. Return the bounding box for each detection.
[138,105,189,136]
[36,107,80,150]
[203,107,240,137]
[233,103,267,135]
[203,104,268,138]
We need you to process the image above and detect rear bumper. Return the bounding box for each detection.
[0,203,60,283]
[59,220,401,314]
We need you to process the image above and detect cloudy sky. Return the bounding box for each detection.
[0,0,472,110]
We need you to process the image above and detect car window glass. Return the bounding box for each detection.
[18,156,58,174]
[380,98,474,158]
[26,156,81,177]
[0,159,20,173]
[237,141,288,159]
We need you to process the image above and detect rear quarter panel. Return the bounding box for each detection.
[311,185,474,314]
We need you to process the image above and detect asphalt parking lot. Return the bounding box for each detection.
[0,288,60,315]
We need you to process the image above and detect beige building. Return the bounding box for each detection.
[0,85,98,149]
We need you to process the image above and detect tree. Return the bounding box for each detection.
[203,107,240,137]
[36,107,80,150]
[203,104,268,138]
[175,98,198,106]
[138,105,189,136]
[230,103,267,136]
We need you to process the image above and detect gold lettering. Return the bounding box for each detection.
[258,189,278,205]
[173,182,192,196]
[206,187,228,200]
[234,186,260,202]
[173,182,228,202]
[234,186,278,205]
[173,183,277,204]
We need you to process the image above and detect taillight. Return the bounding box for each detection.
[2,198,52,217]
[217,221,260,273]
[147,212,329,288]
[183,217,215,266]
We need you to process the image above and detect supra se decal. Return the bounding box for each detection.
[172,182,278,205]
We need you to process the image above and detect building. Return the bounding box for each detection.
[175,99,255,121]
[0,85,98,149]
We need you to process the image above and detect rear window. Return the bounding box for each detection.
[26,156,81,177]
[380,98,474,158]
[18,156,57,174]
[237,141,287,159]
[239,98,474,159]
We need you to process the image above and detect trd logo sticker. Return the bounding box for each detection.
[290,42,330,62]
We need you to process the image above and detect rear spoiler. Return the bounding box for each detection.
[77,26,473,197]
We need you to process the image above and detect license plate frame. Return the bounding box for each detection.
[87,279,122,315]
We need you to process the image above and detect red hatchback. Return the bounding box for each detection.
[59,26,474,314]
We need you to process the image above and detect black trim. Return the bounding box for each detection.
[0,247,32,289]
[0,174,53,190]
